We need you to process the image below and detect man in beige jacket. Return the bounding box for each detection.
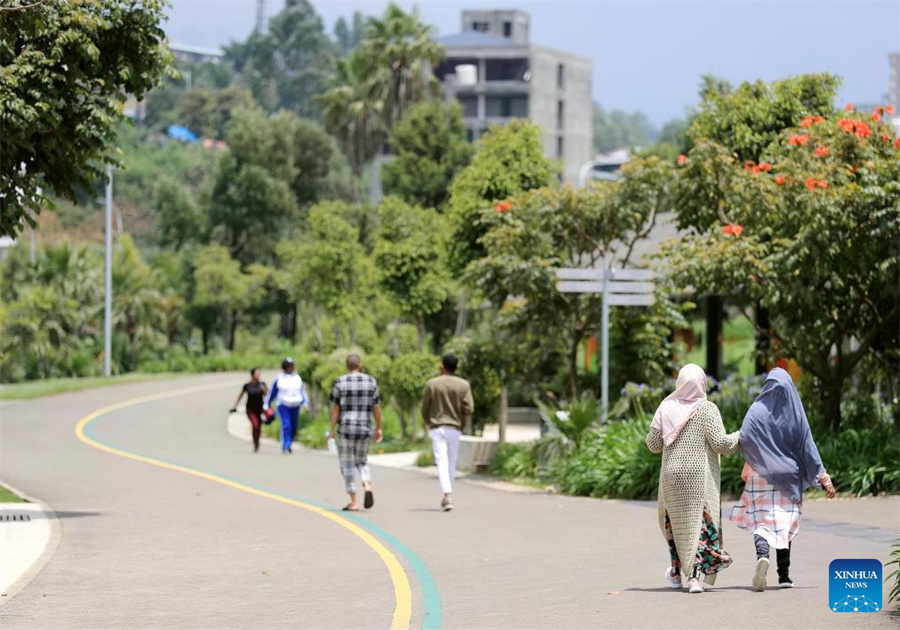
[421,355,474,511]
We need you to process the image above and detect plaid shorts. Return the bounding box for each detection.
[730,474,801,549]
[337,435,370,494]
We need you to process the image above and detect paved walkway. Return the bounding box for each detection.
[0,374,897,629]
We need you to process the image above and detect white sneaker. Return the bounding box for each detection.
[753,558,770,592]
[686,577,704,594]
[779,580,794,588]
[665,567,682,589]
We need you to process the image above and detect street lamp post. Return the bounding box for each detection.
[104,164,113,377]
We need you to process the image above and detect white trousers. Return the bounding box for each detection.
[430,426,461,494]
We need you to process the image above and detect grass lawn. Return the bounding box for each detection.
[0,373,177,401]
[0,485,26,503]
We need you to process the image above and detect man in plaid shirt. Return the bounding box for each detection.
[329,354,383,511]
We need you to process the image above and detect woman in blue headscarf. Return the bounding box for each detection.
[730,368,836,591]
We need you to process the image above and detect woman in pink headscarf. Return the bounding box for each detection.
[645,364,741,594]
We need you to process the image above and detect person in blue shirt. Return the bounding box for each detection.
[264,358,309,454]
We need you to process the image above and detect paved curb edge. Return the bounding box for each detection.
[0,480,62,606]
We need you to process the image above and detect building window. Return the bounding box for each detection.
[557,63,565,90]
[485,96,528,118]
[458,96,478,118]
[472,21,489,32]
[485,58,529,82]
[466,128,475,143]
[503,21,512,37]
[557,100,564,130]
[557,136,564,158]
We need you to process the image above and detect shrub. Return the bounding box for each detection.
[489,442,541,480]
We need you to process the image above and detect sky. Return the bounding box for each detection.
[165,0,900,126]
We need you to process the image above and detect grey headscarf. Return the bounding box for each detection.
[739,368,825,504]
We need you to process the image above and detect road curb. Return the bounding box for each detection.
[0,480,61,606]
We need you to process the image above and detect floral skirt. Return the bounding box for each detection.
[665,510,733,576]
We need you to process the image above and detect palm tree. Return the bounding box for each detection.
[360,3,444,126]
[318,50,386,179]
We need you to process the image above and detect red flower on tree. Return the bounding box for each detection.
[760,162,772,172]
[788,134,811,146]
[493,201,513,213]
[817,179,828,189]
[814,146,830,157]
[845,103,854,111]
[872,113,881,122]
[882,134,890,143]
[722,224,744,236]
[886,105,896,114]
[799,115,814,128]
[815,115,825,123]
[677,154,688,165]
[775,175,785,185]
[855,122,872,138]
[805,177,817,191]
[895,138,900,148]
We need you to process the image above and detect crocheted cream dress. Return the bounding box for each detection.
[646,400,740,583]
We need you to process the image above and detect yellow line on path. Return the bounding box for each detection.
[74,382,413,630]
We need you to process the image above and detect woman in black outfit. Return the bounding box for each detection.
[230,368,268,452]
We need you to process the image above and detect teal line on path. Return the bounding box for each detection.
[84,413,443,630]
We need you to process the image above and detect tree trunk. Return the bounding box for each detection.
[349,321,357,347]
[498,383,508,445]
[391,318,400,359]
[130,330,139,371]
[279,303,298,342]
[226,309,238,351]
[201,327,209,355]
[754,304,771,375]
[416,312,426,352]
[399,409,409,438]
[312,306,324,350]
[822,373,844,431]
[705,295,723,380]
[454,288,469,337]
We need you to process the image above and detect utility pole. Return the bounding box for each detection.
[104,165,113,377]
[255,0,265,32]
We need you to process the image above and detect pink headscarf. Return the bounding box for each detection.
[650,364,708,446]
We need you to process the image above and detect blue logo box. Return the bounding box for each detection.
[829,559,882,613]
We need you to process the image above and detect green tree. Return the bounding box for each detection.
[593,104,656,153]
[112,235,165,371]
[0,244,103,379]
[1,0,172,237]
[465,157,675,397]
[155,177,204,250]
[374,197,452,350]
[359,3,444,126]
[387,352,437,439]
[665,76,900,429]
[208,107,334,264]
[282,202,375,346]
[334,11,365,55]
[191,244,250,351]
[318,50,386,179]
[225,0,334,118]
[446,120,556,274]
[383,101,473,210]
[178,86,254,139]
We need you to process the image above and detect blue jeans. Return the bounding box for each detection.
[278,405,300,451]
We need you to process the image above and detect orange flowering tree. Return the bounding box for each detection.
[466,157,686,398]
[664,75,900,429]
